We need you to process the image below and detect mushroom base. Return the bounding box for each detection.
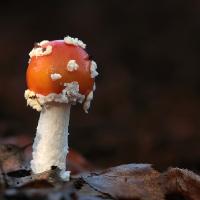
[31,103,71,177]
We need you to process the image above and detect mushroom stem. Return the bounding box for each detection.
[31,102,71,174]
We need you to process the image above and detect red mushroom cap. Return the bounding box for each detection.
[26,40,94,96]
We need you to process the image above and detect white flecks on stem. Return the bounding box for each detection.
[90,60,99,78]
[64,36,86,49]
[29,45,52,58]
[31,103,71,176]
[67,60,79,72]
[51,73,62,80]
[83,91,93,113]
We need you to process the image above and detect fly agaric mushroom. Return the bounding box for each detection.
[24,36,98,180]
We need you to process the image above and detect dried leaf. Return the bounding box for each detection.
[20,180,54,189]
[0,144,24,172]
[77,184,111,200]
[83,164,200,200]
[5,167,66,188]
[83,164,164,200]
[161,167,200,200]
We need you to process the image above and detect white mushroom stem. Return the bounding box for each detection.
[31,102,71,176]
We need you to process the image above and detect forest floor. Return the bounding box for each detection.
[0,143,200,200]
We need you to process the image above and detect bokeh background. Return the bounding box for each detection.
[0,0,200,171]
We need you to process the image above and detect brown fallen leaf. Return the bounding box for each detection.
[5,166,66,188]
[83,164,164,200]
[0,144,24,173]
[83,164,200,200]
[161,167,200,200]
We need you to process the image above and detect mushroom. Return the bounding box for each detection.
[24,37,98,180]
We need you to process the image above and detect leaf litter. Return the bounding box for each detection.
[0,143,200,200]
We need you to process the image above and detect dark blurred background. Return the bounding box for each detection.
[0,0,200,171]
